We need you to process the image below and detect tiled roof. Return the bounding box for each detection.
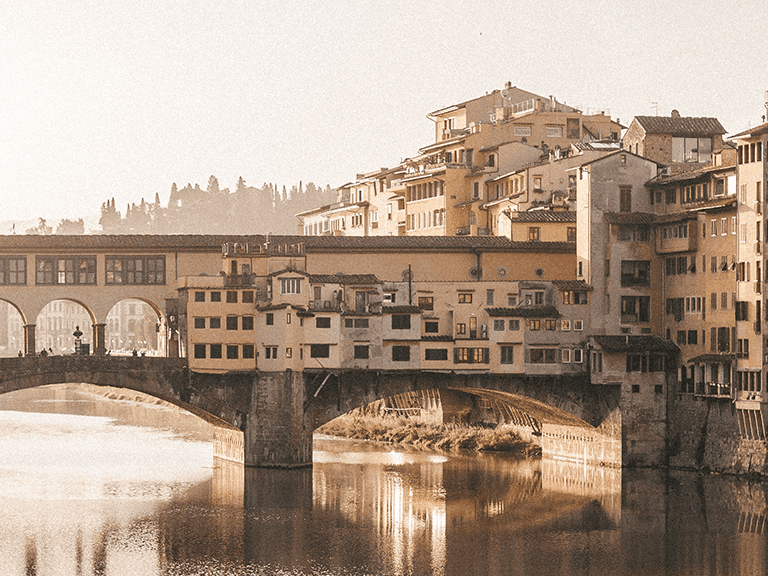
[486,305,561,318]
[729,121,768,139]
[512,211,576,222]
[0,234,262,251]
[604,212,656,224]
[382,305,422,314]
[687,353,735,363]
[591,335,679,352]
[633,115,726,136]
[309,274,381,285]
[687,197,736,212]
[552,280,593,291]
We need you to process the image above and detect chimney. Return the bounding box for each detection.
[671,109,681,119]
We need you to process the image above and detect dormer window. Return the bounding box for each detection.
[672,137,712,163]
[280,278,301,294]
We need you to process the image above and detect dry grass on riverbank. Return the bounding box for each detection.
[317,414,540,457]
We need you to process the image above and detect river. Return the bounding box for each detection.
[0,386,766,576]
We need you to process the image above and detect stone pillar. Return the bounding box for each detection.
[23,324,35,356]
[92,323,106,355]
[245,370,313,468]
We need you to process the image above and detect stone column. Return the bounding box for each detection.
[23,324,35,356]
[92,323,106,355]
[245,370,313,468]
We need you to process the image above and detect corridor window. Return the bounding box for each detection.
[0,257,26,285]
[36,256,96,285]
[194,344,206,359]
[354,345,369,359]
[105,256,165,285]
[226,345,239,359]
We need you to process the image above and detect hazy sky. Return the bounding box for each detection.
[2,0,767,225]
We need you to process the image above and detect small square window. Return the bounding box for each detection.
[194,317,205,329]
[242,316,254,330]
[226,291,238,303]
[655,384,663,394]
[242,291,254,303]
[458,293,472,303]
[242,345,255,359]
[194,291,205,302]
[226,316,238,330]
[266,313,274,326]
[574,320,584,331]
[194,344,206,359]
[209,317,221,329]
[354,345,369,359]
[316,317,331,328]
[210,344,222,359]
[210,291,221,302]
[226,345,239,359]
[424,321,439,333]
[632,384,640,393]
[508,319,520,331]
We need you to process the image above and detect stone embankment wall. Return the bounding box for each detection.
[667,395,768,475]
[213,426,245,463]
[540,422,622,467]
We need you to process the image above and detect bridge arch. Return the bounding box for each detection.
[104,297,166,356]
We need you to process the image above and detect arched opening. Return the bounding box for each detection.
[0,301,25,357]
[105,298,163,356]
[35,299,94,355]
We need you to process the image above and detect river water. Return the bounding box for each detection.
[0,386,766,576]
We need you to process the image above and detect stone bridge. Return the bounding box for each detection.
[0,357,622,468]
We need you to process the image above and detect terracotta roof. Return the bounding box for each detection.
[268,268,310,278]
[604,212,656,224]
[729,121,768,139]
[552,280,593,291]
[687,197,736,212]
[382,305,422,314]
[512,211,576,223]
[309,274,381,285]
[591,335,678,352]
[687,353,735,363]
[633,115,726,136]
[486,305,560,318]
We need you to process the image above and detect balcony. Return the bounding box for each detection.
[695,382,732,399]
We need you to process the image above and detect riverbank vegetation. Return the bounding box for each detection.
[317,413,541,457]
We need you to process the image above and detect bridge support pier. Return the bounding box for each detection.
[245,370,312,468]
[23,324,35,356]
[92,323,106,355]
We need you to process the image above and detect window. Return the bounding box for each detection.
[458,293,472,303]
[561,290,588,304]
[36,257,96,285]
[454,347,489,364]
[687,330,698,345]
[194,317,206,329]
[266,313,274,326]
[243,345,255,359]
[528,319,541,330]
[391,315,411,329]
[242,316,254,330]
[529,348,556,364]
[281,278,302,294]
[493,319,505,331]
[392,345,410,361]
[562,349,571,363]
[210,291,221,302]
[567,227,577,242]
[210,344,222,359]
[456,323,466,335]
[574,320,584,331]
[500,346,514,364]
[284,347,291,359]
[242,291,254,303]
[227,345,239,359]
[424,321,439,333]
[621,261,651,286]
[194,344,206,359]
[486,290,494,306]
[0,257,26,285]
[105,256,165,285]
[226,316,238,330]
[316,317,331,328]
[508,319,520,331]
[354,345,369,359]
[226,291,238,303]
[619,186,632,212]
[573,349,583,363]
[672,137,712,163]
[194,291,205,302]
[621,296,650,323]
[418,296,434,310]
[425,348,448,361]
[561,320,571,331]
[310,344,330,358]
[508,295,518,306]
[528,227,540,241]
[544,319,557,331]
[209,317,221,329]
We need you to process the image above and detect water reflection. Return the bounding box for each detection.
[0,386,767,575]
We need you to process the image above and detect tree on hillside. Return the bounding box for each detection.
[55,218,85,235]
[26,218,52,235]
